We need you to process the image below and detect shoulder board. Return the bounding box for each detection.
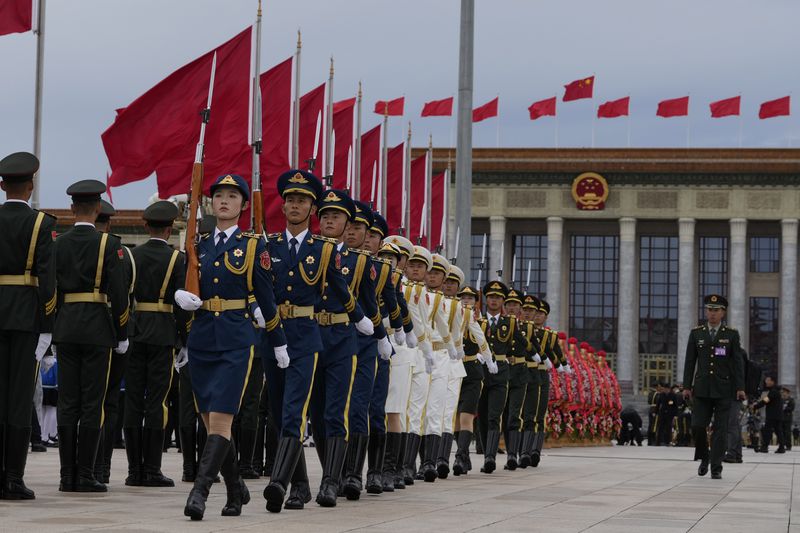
[34,209,58,222]
[267,232,281,239]
[313,234,339,244]
[692,325,704,330]
[723,326,737,333]
[108,232,122,241]
[240,231,259,239]
[349,248,372,256]
[200,232,212,240]
[373,256,391,265]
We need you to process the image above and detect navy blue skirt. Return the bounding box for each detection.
[188,346,254,414]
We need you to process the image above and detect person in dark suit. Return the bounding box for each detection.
[54,180,129,493]
[0,152,56,500]
[683,294,746,480]
[754,376,785,453]
[176,174,287,520]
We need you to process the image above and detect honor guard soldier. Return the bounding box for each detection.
[339,200,392,500]
[176,174,287,520]
[683,294,746,480]
[93,200,135,484]
[54,179,129,493]
[261,171,372,513]
[501,288,531,470]
[124,201,188,488]
[518,294,542,468]
[452,286,495,476]
[0,152,56,500]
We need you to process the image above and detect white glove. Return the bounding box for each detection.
[557,364,565,373]
[545,359,553,370]
[456,346,465,360]
[405,330,418,348]
[355,316,374,336]
[274,345,290,369]
[51,344,57,357]
[115,339,129,354]
[487,360,499,374]
[421,341,433,363]
[175,289,202,311]
[40,354,56,372]
[425,357,433,374]
[174,347,189,370]
[447,343,458,360]
[253,307,266,328]
[477,353,487,365]
[378,336,392,360]
[533,353,542,363]
[393,329,406,346]
[35,333,52,362]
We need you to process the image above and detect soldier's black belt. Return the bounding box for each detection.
[278,303,314,319]
[63,292,108,304]
[315,311,349,326]
[136,302,174,313]
[0,274,39,287]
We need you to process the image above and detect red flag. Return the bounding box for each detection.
[331,97,355,190]
[430,171,446,248]
[408,155,427,243]
[297,84,327,174]
[709,96,740,118]
[529,97,556,120]
[759,96,791,119]
[105,172,113,204]
[0,0,32,35]
[563,76,594,102]
[384,143,405,232]
[259,57,293,233]
[421,97,454,117]
[656,96,689,117]
[472,97,498,123]
[597,97,629,118]
[373,97,404,116]
[359,125,381,204]
[102,27,252,199]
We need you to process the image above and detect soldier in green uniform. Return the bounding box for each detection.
[501,288,530,470]
[54,180,129,492]
[683,294,746,480]
[0,152,56,500]
[124,201,188,487]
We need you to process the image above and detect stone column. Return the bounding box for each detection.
[676,218,696,382]
[489,215,506,283]
[779,219,798,390]
[546,217,564,331]
[728,218,748,348]
[617,218,637,394]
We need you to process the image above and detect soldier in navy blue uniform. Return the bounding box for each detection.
[338,200,392,501]
[261,171,373,513]
[175,174,287,521]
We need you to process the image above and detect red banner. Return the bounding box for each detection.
[656,96,689,117]
[563,76,594,102]
[472,97,498,123]
[358,125,381,205]
[430,171,445,249]
[331,97,355,190]
[373,97,404,116]
[759,96,790,119]
[408,154,427,243]
[597,96,629,118]
[384,143,405,233]
[298,83,326,174]
[0,0,32,35]
[421,97,454,117]
[529,97,556,120]
[709,96,740,118]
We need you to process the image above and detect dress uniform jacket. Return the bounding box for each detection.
[458,310,488,415]
[683,325,745,399]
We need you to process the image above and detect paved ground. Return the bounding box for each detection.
[1,444,798,532]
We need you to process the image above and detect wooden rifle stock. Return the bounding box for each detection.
[252,189,264,235]
[184,161,204,296]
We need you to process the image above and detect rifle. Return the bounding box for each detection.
[185,53,218,297]
[251,87,264,234]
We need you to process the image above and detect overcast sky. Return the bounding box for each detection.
[1,0,798,208]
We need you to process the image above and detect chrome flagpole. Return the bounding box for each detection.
[32,0,46,209]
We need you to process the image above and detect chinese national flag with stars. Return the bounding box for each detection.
[563,76,594,102]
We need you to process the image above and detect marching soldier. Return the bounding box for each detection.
[123,201,188,488]
[261,171,372,513]
[683,294,745,480]
[0,152,56,500]
[93,200,135,485]
[518,294,541,468]
[501,288,530,470]
[54,180,129,493]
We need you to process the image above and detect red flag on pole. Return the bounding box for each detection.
[298,83,326,173]
[0,0,32,35]
[709,96,741,118]
[656,96,689,117]
[597,96,630,118]
[563,76,594,102]
[359,125,381,204]
[408,154,427,243]
[472,97,498,123]
[331,97,355,190]
[421,97,454,117]
[102,27,253,198]
[384,143,405,232]
[529,97,556,120]
[759,96,791,119]
[430,171,446,248]
[373,97,404,116]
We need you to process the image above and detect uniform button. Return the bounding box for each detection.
[289,271,294,277]
[322,295,328,300]
[285,300,290,305]
[710,371,714,375]
[324,282,329,287]
[214,278,219,284]
[287,286,292,291]
[214,261,220,267]
[245,313,250,319]
[214,311,220,317]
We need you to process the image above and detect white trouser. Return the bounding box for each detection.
[42,405,58,442]
[386,345,416,428]
[421,349,450,436]
[441,376,463,434]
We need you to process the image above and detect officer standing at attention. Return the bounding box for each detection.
[124,201,188,488]
[0,152,56,500]
[175,174,287,520]
[501,288,531,471]
[683,294,745,480]
[54,179,129,493]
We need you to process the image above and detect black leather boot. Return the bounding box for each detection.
[402,433,421,485]
[284,448,312,510]
[532,432,544,467]
[482,430,500,474]
[505,431,520,470]
[179,425,197,482]
[238,428,260,479]
[316,436,347,507]
[519,431,533,468]
[415,435,427,480]
[381,432,401,492]
[436,432,454,479]
[123,427,144,486]
[343,434,369,500]
[421,434,440,482]
[58,425,77,492]
[220,438,250,516]
[184,434,230,520]
[366,432,386,494]
[92,425,111,484]
[263,418,278,478]
[453,430,472,476]
[76,426,106,492]
[263,437,302,513]
[142,428,174,486]
[3,425,35,499]
[394,432,407,489]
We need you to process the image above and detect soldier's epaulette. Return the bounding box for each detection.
[722,326,737,332]
[239,231,260,239]
[692,325,704,330]
[373,256,392,265]
[200,232,212,240]
[35,209,57,222]
[349,247,373,256]
[312,234,338,245]
[267,232,282,241]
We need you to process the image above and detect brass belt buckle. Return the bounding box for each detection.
[317,312,330,326]
[207,297,223,313]
[280,303,295,319]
